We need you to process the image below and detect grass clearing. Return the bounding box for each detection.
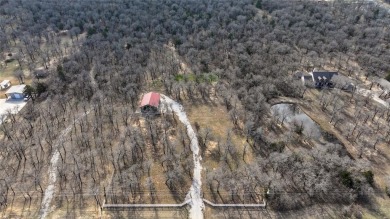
[174,73,218,83]
[185,101,256,203]
[0,60,33,97]
[185,102,249,162]
[0,60,19,78]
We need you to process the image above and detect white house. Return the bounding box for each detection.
[0,80,10,90]
[5,85,26,99]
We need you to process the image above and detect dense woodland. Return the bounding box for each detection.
[0,0,390,218]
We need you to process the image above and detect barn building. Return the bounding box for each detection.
[5,85,26,100]
[140,92,161,114]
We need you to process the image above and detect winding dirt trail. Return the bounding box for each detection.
[39,65,98,219]
[161,95,204,219]
[38,110,91,219]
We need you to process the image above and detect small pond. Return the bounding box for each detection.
[270,103,322,139]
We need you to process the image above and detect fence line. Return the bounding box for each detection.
[203,199,266,208]
[102,199,190,209]
[102,198,266,210]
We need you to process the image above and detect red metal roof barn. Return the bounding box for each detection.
[140,92,161,114]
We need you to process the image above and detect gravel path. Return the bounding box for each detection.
[39,63,101,219]
[161,95,204,219]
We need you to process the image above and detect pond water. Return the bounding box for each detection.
[270,103,322,139]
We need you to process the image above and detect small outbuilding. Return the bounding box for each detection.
[302,75,314,87]
[5,84,26,100]
[0,80,11,90]
[293,71,304,80]
[140,92,161,114]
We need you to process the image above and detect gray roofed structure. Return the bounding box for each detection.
[375,78,390,91]
[312,71,338,88]
[5,84,26,100]
[6,85,26,94]
[294,71,307,80]
[302,75,314,87]
[312,71,338,83]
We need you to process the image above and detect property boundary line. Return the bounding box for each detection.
[102,199,191,209]
[203,199,266,208]
[102,199,266,210]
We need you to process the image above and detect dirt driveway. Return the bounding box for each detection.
[0,98,27,124]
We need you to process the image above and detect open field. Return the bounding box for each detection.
[185,101,253,167]
[0,60,19,78]
[0,60,32,97]
[184,99,261,205]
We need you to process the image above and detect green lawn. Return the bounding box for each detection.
[174,72,218,83]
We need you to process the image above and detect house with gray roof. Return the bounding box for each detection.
[5,85,26,100]
[300,71,339,89]
[312,71,338,88]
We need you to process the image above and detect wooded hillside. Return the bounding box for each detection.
[0,0,390,218]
